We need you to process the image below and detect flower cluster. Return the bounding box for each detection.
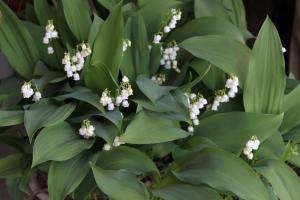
[225,75,239,98]
[79,119,95,139]
[100,76,133,110]
[243,136,260,160]
[160,42,180,73]
[42,20,58,54]
[103,136,125,151]
[153,8,182,44]
[21,82,42,102]
[62,43,92,81]
[151,73,166,85]
[211,75,239,111]
[187,93,208,133]
[122,39,132,52]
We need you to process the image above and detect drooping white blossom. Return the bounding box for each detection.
[151,73,166,85]
[102,136,125,151]
[122,39,132,52]
[78,119,95,139]
[21,82,34,99]
[225,75,239,98]
[242,135,260,160]
[43,20,58,54]
[32,91,42,102]
[160,42,180,73]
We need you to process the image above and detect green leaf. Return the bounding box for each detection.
[96,146,158,175]
[195,112,283,152]
[121,111,188,144]
[48,152,93,200]
[61,0,92,41]
[0,110,24,127]
[136,75,175,102]
[91,164,149,200]
[173,147,271,200]
[24,100,76,142]
[169,17,244,43]
[280,85,300,134]
[194,0,229,19]
[153,182,222,200]
[256,159,300,200]
[0,154,28,178]
[0,1,39,79]
[34,0,55,26]
[180,36,250,87]
[120,12,150,80]
[88,15,103,44]
[96,0,120,10]
[139,0,180,37]
[32,122,94,167]
[243,17,285,114]
[87,3,123,91]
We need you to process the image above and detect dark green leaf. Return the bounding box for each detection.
[34,0,55,26]
[194,0,229,19]
[0,153,27,178]
[0,110,23,127]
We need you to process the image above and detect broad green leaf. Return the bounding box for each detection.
[73,172,97,200]
[194,0,229,19]
[180,36,250,87]
[0,110,23,127]
[0,1,39,79]
[173,147,271,200]
[91,164,149,200]
[87,3,123,91]
[34,0,55,26]
[121,111,188,144]
[257,132,285,159]
[136,75,175,102]
[120,12,150,80]
[256,160,300,200]
[281,85,300,134]
[0,153,28,178]
[32,122,94,167]
[48,152,93,200]
[140,0,180,37]
[195,112,283,152]
[96,146,158,175]
[24,100,76,142]
[25,3,38,23]
[244,17,285,114]
[153,183,222,200]
[96,0,120,10]
[169,17,244,43]
[62,0,91,41]
[88,15,103,44]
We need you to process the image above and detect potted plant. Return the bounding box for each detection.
[0,0,300,200]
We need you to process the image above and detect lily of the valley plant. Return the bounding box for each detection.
[1,0,300,200]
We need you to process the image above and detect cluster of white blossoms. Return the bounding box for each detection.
[153,8,182,44]
[160,42,180,72]
[212,75,239,111]
[187,93,208,133]
[122,39,132,52]
[243,136,260,160]
[100,76,133,110]
[62,43,92,81]
[79,119,95,139]
[21,82,42,102]
[42,20,58,54]
[102,136,125,151]
[225,75,239,98]
[151,73,166,85]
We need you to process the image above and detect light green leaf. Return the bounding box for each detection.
[24,100,76,142]
[91,164,149,200]
[169,17,244,43]
[48,152,93,200]
[243,17,285,114]
[281,85,300,134]
[34,0,55,26]
[136,75,175,102]
[61,0,91,41]
[180,35,250,87]
[96,0,120,10]
[121,111,188,144]
[195,112,283,152]
[256,159,300,200]
[0,1,39,79]
[96,146,158,175]
[32,122,94,167]
[87,3,123,92]
[173,147,271,200]
[194,0,229,19]
[0,110,24,127]
[88,15,103,44]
